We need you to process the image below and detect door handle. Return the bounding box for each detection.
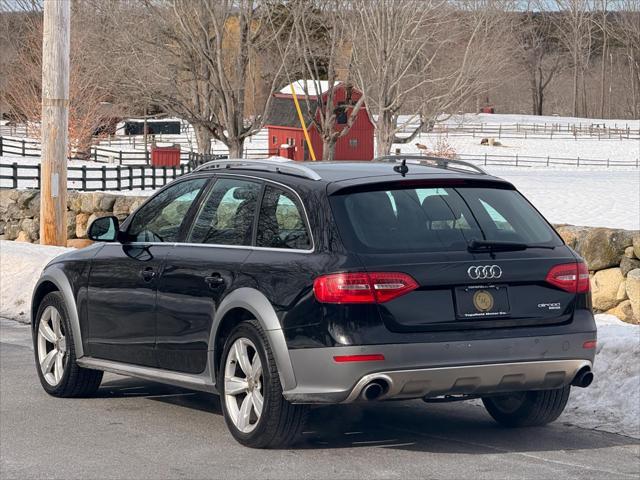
[141,267,156,282]
[204,273,224,288]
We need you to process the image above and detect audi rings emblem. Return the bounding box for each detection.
[467,265,502,280]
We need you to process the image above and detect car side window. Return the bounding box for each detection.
[188,178,261,245]
[127,178,207,243]
[256,185,311,250]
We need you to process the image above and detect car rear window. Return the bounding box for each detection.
[329,185,562,253]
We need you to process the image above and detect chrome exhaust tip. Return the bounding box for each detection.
[360,379,389,401]
[571,367,594,388]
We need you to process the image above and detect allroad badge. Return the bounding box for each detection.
[473,290,494,312]
[467,265,502,280]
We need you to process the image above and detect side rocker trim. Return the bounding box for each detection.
[77,357,216,393]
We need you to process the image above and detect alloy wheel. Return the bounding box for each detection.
[37,306,67,386]
[224,337,264,433]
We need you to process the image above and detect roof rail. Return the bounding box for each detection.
[193,158,322,181]
[374,155,487,175]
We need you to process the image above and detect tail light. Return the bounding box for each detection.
[545,262,590,293]
[313,272,418,304]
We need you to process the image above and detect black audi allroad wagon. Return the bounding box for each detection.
[32,157,596,448]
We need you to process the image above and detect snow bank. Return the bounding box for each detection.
[0,241,72,322]
[0,240,638,438]
[563,315,640,439]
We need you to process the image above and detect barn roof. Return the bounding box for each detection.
[279,80,333,96]
[266,96,317,128]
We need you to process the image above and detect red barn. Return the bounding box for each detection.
[266,80,374,161]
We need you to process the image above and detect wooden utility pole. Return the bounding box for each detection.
[40,0,70,246]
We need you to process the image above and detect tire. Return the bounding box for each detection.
[219,320,308,448]
[33,291,103,397]
[482,386,571,427]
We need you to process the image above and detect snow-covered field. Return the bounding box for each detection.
[439,112,640,129]
[485,167,640,230]
[400,133,639,164]
[1,239,638,438]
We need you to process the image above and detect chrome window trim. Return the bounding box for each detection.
[119,241,314,255]
[118,172,316,253]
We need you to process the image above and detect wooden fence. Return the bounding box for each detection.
[433,123,640,141]
[0,152,299,191]
[0,136,42,157]
[0,136,275,164]
[456,152,639,168]
[0,162,193,191]
[393,119,640,140]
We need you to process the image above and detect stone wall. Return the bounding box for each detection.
[555,225,640,324]
[0,189,147,246]
[1,189,639,323]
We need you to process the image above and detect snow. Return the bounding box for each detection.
[398,133,639,165]
[0,241,72,323]
[439,113,640,129]
[562,314,640,439]
[0,240,639,438]
[279,79,332,96]
[485,167,640,230]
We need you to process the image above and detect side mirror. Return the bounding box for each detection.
[88,216,120,242]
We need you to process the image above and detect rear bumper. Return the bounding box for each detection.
[282,331,596,404]
[340,359,591,402]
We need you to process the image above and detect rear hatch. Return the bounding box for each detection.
[328,178,585,332]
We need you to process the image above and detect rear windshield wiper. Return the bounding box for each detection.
[467,239,555,252]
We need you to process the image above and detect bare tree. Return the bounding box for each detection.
[512,4,565,116]
[551,0,595,117]
[350,0,510,156]
[105,0,295,157]
[3,0,112,155]
[594,0,610,118]
[609,0,640,118]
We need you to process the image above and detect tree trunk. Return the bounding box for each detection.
[322,137,336,161]
[375,111,394,156]
[572,51,579,117]
[193,125,212,154]
[376,135,393,158]
[600,34,607,118]
[630,51,639,119]
[535,88,544,116]
[531,75,540,115]
[228,138,244,159]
